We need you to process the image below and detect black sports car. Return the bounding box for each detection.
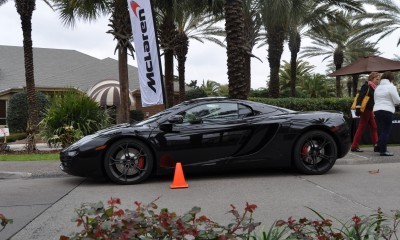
[60,97,351,184]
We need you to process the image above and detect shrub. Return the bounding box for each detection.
[250,97,353,118]
[185,88,208,100]
[60,198,400,240]
[39,89,112,147]
[130,109,144,122]
[261,207,400,240]
[60,198,260,240]
[0,132,27,143]
[250,88,269,98]
[7,91,50,133]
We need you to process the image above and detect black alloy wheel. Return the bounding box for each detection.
[104,139,153,184]
[293,130,337,175]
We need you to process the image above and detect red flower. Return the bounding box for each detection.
[114,209,125,217]
[107,197,121,206]
[287,216,295,225]
[134,201,142,210]
[352,215,361,225]
[245,202,257,213]
[75,218,84,227]
[197,215,210,222]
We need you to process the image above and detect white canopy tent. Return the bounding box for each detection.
[87,80,135,110]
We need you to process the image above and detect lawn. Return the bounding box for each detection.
[0,152,60,161]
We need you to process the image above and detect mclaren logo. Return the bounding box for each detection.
[130,1,157,93]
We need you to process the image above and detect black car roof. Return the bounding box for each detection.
[182,97,228,105]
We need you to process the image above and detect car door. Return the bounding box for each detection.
[155,102,254,166]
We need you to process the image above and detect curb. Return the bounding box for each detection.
[0,171,32,179]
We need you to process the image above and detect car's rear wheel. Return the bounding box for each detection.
[104,139,153,184]
[293,130,337,175]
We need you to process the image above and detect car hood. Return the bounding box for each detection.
[65,123,152,151]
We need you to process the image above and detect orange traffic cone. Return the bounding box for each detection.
[170,162,188,189]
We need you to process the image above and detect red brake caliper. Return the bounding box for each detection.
[301,145,309,159]
[137,156,145,169]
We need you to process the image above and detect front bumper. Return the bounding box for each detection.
[60,148,105,178]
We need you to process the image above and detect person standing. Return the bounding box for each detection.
[373,71,400,156]
[351,72,380,152]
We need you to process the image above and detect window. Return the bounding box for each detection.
[0,100,6,126]
[181,102,241,123]
[238,104,253,118]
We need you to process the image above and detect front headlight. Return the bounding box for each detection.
[69,134,97,149]
[67,150,78,157]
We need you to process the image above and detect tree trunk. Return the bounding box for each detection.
[289,51,297,97]
[164,50,174,107]
[333,49,343,97]
[175,32,189,103]
[177,58,186,103]
[225,0,247,99]
[113,0,131,123]
[16,0,38,152]
[118,47,130,123]
[289,31,300,97]
[244,54,251,96]
[158,13,176,108]
[352,75,359,97]
[267,26,285,98]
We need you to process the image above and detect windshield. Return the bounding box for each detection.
[133,104,184,126]
[134,111,169,126]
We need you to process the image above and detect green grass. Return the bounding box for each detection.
[0,153,60,161]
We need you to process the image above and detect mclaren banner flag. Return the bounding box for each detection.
[127,0,164,107]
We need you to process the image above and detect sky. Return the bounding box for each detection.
[0,1,399,90]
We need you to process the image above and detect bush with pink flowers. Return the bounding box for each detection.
[58,197,400,240]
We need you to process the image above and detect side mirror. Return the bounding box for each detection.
[159,123,173,132]
[167,115,184,124]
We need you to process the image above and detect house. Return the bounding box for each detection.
[0,45,184,126]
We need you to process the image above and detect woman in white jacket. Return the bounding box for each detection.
[373,71,400,156]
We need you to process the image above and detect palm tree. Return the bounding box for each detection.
[224,0,247,99]
[107,0,133,123]
[153,1,177,108]
[200,80,221,96]
[279,59,315,97]
[154,0,225,106]
[174,10,224,102]
[288,1,365,98]
[259,0,308,98]
[52,0,134,124]
[361,0,400,46]
[259,0,363,98]
[197,0,252,99]
[299,73,336,98]
[301,11,378,97]
[242,0,263,96]
[0,0,52,151]
[156,0,253,102]
[287,2,345,97]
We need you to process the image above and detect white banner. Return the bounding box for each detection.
[127,0,164,107]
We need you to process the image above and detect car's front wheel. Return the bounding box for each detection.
[104,139,153,184]
[293,130,337,175]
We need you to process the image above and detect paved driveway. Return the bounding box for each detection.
[1,146,399,240]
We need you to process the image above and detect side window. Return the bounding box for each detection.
[238,104,253,118]
[182,105,211,123]
[217,103,238,119]
[180,103,239,123]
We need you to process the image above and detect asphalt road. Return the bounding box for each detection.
[0,146,399,240]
